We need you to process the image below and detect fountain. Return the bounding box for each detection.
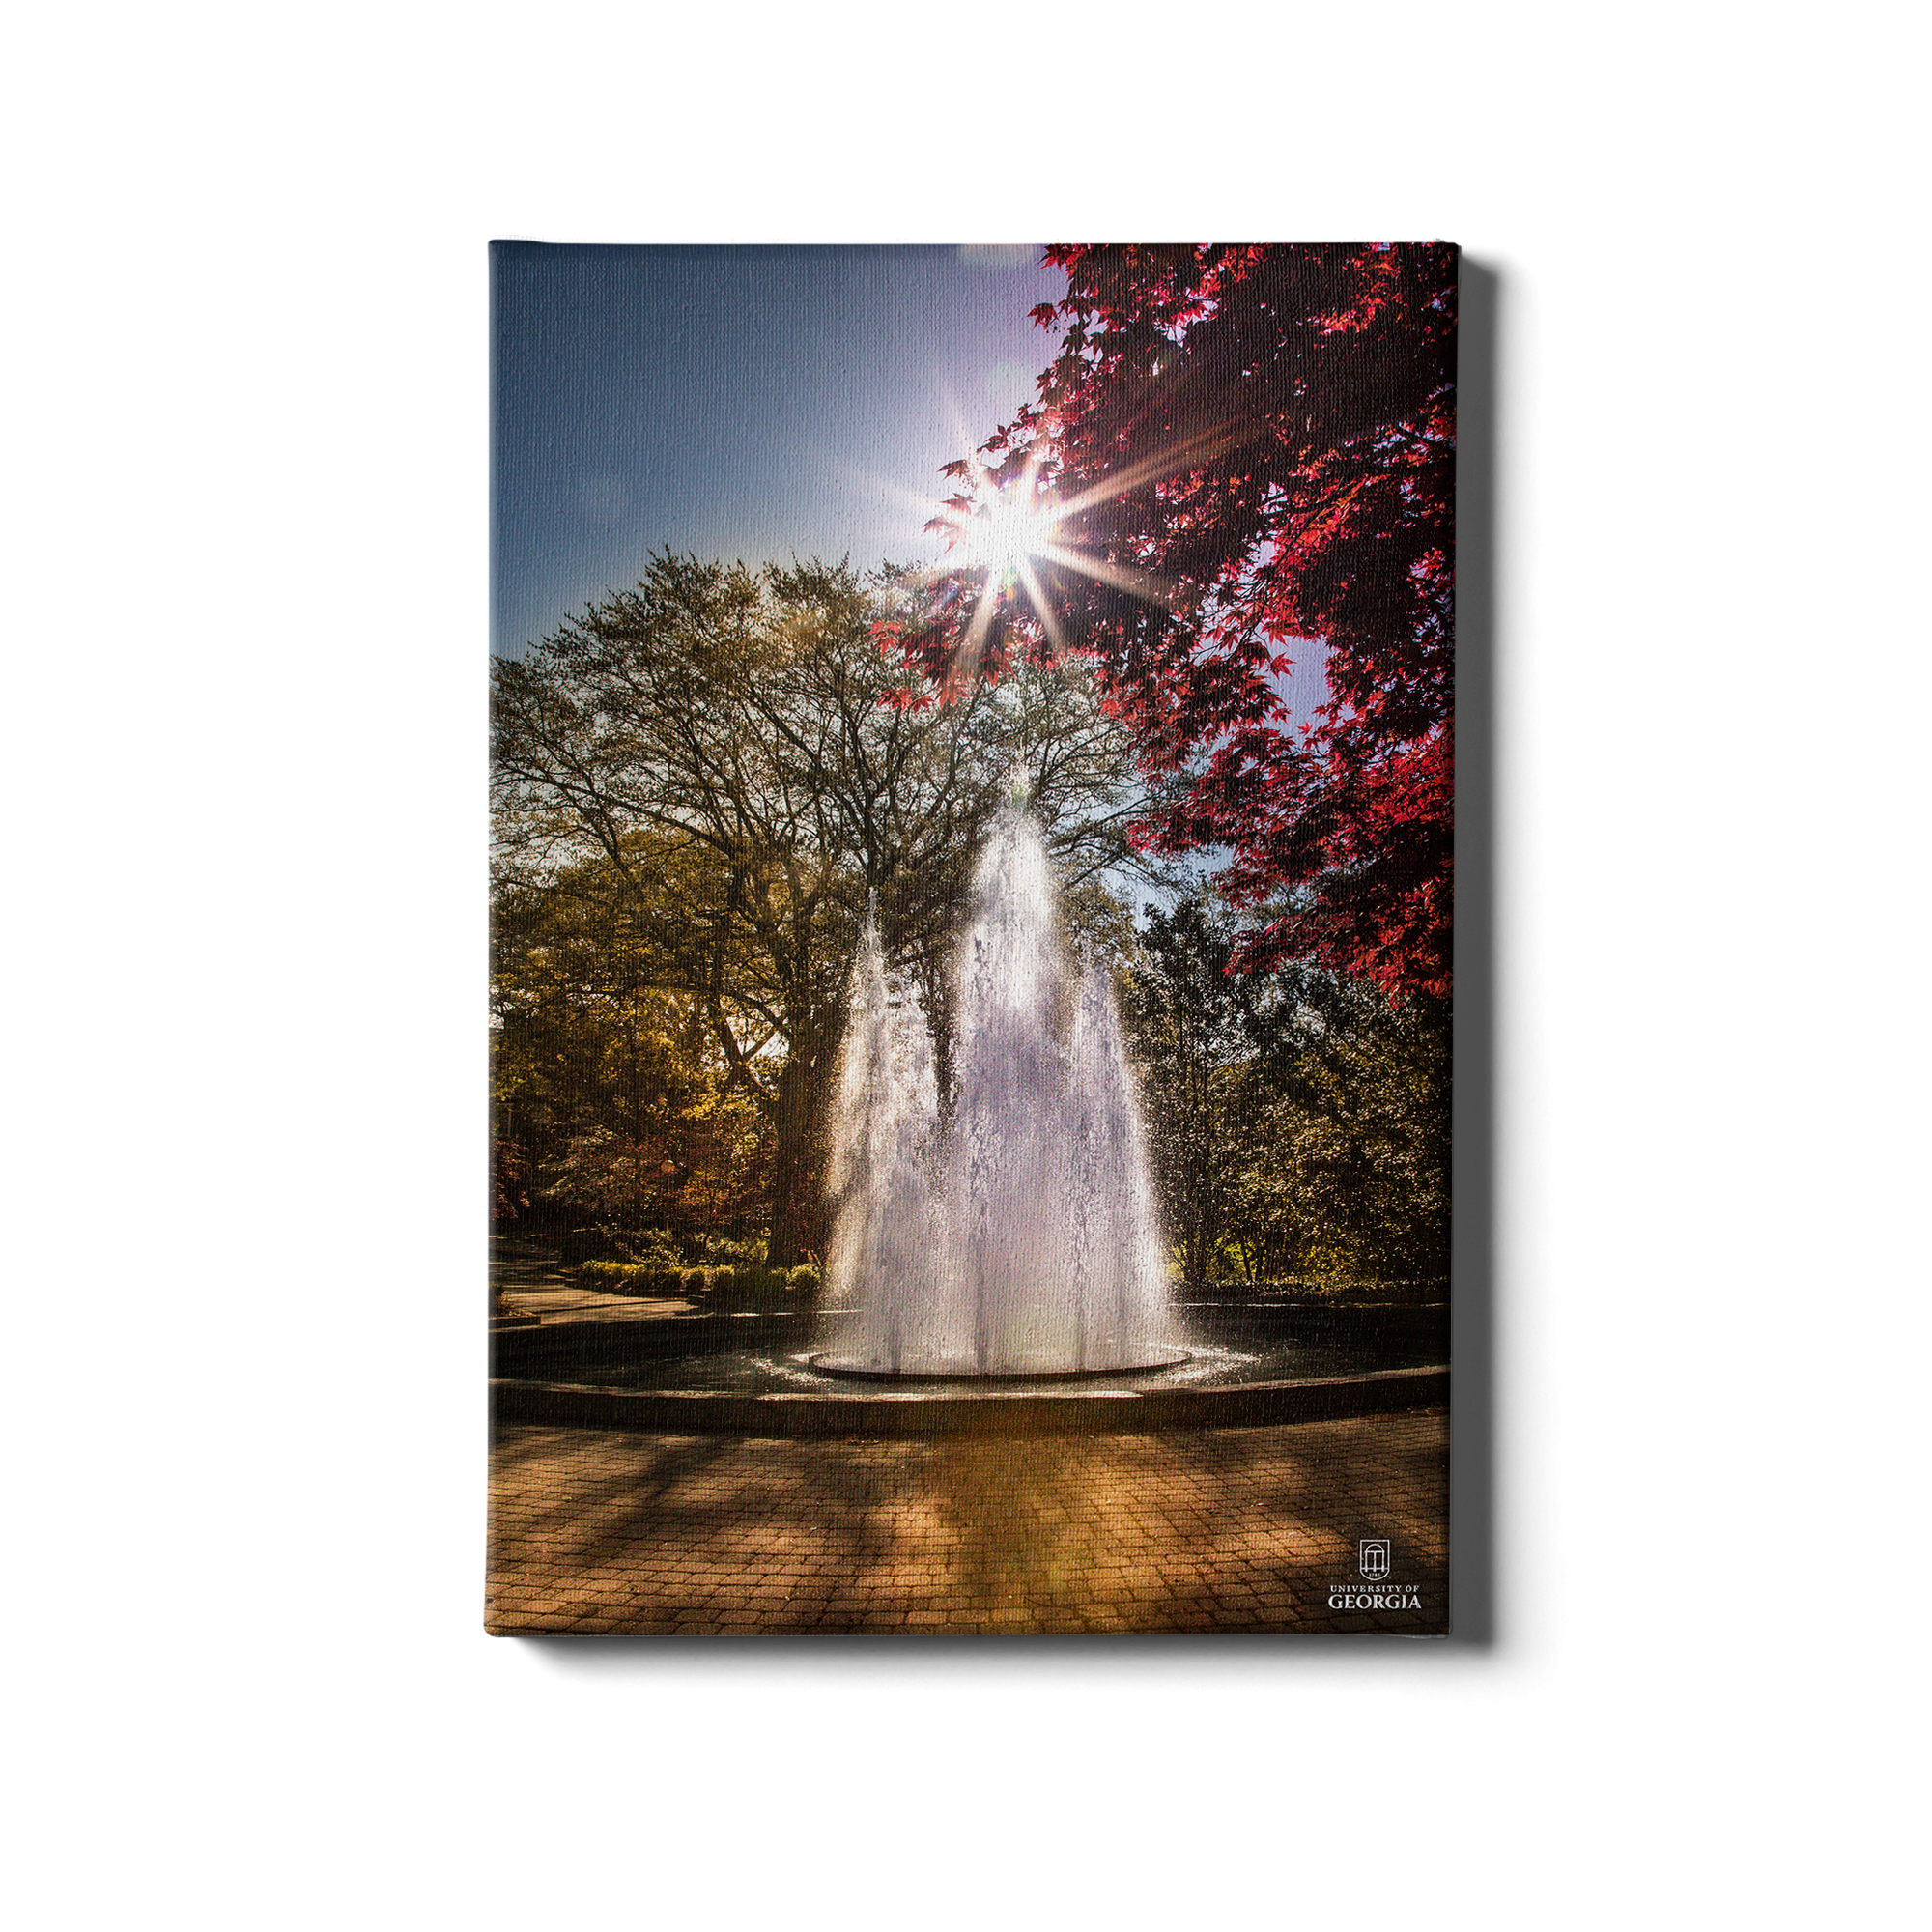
[492,804,1447,1433]
[817,806,1183,1377]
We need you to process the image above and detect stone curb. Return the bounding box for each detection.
[489,1364,1448,1437]
[490,1301,1448,1370]
[491,1312,802,1378]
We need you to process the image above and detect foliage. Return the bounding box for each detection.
[577,1258,688,1296]
[493,854,774,1241]
[1229,975,1450,1283]
[543,1120,772,1231]
[686,1233,769,1266]
[1212,1278,1446,1303]
[1122,893,1449,1285]
[1117,896,1255,1280]
[911,243,1458,1001]
[574,1257,816,1302]
[491,1133,529,1224]
[621,1230,688,1268]
[556,1227,684,1267]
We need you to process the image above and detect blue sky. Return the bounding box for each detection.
[491,242,1065,659]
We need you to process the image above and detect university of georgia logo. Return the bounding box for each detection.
[1325,1538,1420,1610]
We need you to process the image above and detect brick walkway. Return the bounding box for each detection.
[487,1409,1448,1636]
[491,1238,702,1324]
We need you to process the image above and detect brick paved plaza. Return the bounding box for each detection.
[487,1407,1448,1636]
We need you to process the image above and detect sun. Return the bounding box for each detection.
[954,479,1062,581]
[933,467,1079,667]
[917,442,1179,680]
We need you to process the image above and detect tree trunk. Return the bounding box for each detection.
[913,946,956,1125]
[767,1043,833,1266]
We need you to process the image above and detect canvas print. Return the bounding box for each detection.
[488,242,1455,1635]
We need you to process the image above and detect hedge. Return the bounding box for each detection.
[574,1259,822,1300]
[1188,1277,1449,1303]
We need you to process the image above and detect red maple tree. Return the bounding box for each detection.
[903,242,1458,1000]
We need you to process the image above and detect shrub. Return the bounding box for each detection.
[560,1226,683,1268]
[577,1258,684,1297]
[623,1237,683,1271]
[577,1257,819,1304]
[694,1235,770,1267]
[577,1258,628,1291]
[1200,1276,1448,1303]
[560,1227,618,1266]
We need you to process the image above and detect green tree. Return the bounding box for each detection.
[1121,896,1254,1281]
[487,842,765,1244]
[1246,975,1449,1283]
[492,553,1146,1263]
[1123,895,1449,1285]
[492,845,771,1238]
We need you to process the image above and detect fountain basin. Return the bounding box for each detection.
[490,1301,1446,1436]
[808,1346,1192,1381]
[492,1363,1447,1437]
